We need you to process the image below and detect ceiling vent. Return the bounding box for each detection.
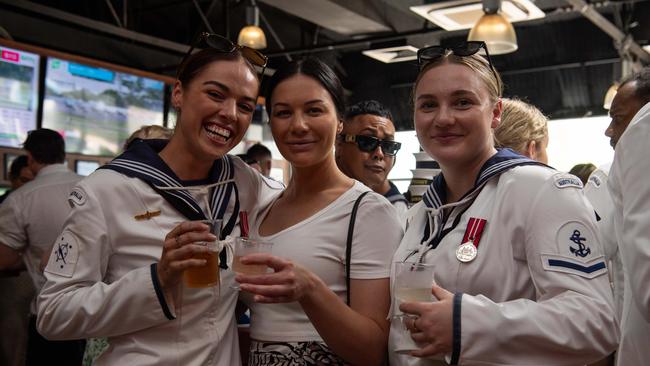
[410,0,545,31]
[362,46,419,63]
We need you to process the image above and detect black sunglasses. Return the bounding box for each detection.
[417,41,499,89]
[178,32,268,77]
[339,134,401,156]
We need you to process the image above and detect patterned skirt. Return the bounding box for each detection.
[248,340,348,366]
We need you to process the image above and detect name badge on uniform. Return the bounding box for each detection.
[456,217,487,263]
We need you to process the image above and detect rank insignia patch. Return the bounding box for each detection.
[557,221,595,259]
[44,231,80,278]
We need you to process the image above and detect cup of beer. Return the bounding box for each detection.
[231,237,273,289]
[183,219,222,288]
[392,261,435,354]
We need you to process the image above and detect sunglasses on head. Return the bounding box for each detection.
[417,41,499,88]
[339,134,401,156]
[178,32,268,77]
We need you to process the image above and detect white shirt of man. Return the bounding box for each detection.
[608,101,650,366]
[584,162,624,319]
[0,163,82,314]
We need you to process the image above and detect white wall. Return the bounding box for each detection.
[387,115,615,193]
[547,115,614,172]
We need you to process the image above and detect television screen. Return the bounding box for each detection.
[0,46,40,148]
[75,160,100,176]
[43,58,164,156]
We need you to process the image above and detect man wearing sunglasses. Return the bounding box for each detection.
[336,100,408,219]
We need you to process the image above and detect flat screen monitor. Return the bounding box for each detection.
[43,58,164,156]
[3,152,18,181]
[0,46,40,148]
[75,159,100,176]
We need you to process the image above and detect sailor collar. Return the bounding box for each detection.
[412,149,547,258]
[100,138,237,224]
[422,148,546,210]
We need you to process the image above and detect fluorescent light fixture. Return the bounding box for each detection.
[643,45,650,54]
[410,0,545,31]
[362,46,419,63]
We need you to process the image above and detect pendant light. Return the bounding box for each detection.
[468,0,518,55]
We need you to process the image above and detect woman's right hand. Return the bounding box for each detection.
[157,221,217,290]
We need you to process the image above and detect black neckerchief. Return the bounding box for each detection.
[100,139,239,268]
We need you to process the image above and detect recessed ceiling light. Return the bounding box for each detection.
[410,0,545,31]
[362,45,419,63]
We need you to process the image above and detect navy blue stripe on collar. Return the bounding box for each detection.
[100,139,234,222]
[422,148,547,209]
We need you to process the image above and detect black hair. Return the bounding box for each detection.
[246,143,271,160]
[620,66,650,105]
[265,57,345,119]
[23,128,65,164]
[8,155,29,180]
[345,100,393,122]
[177,48,258,88]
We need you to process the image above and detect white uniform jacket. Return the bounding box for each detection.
[584,163,624,318]
[389,149,618,366]
[608,101,650,366]
[37,139,283,366]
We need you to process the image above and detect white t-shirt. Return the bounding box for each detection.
[246,180,402,342]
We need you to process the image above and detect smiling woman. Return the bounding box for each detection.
[36,40,285,366]
[388,43,618,365]
[235,58,403,366]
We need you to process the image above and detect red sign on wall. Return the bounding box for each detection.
[1,50,20,62]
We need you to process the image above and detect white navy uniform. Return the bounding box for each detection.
[37,139,283,366]
[584,163,624,319]
[389,149,618,366]
[608,101,650,366]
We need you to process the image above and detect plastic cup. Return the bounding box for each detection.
[231,237,273,289]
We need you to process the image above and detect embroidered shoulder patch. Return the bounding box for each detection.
[261,175,285,190]
[588,174,602,188]
[44,231,80,278]
[553,173,583,189]
[540,253,607,279]
[68,188,86,207]
[557,221,595,259]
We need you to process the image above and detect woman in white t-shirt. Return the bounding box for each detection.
[236,58,403,365]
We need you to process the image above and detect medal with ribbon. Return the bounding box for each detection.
[456,217,487,262]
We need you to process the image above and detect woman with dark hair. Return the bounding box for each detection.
[236,58,402,365]
[37,34,282,365]
[389,42,618,365]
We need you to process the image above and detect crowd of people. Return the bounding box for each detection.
[1,33,649,366]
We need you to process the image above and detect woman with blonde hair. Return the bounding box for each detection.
[389,41,617,365]
[494,98,549,163]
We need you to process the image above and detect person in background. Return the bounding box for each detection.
[123,124,174,151]
[236,153,263,174]
[569,163,596,185]
[36,34,282,365]
[0,155,34,204]
[336,100,407,218]
[494,97,549,164]
[605,66,650,366]
[236,58,402,365]
[0,154,35,366]
[247,143,273,177]
[389,42,618,365]
[0,128,85,366]
[80,124,174,366]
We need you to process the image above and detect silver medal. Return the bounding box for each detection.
[456,242,478,262]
